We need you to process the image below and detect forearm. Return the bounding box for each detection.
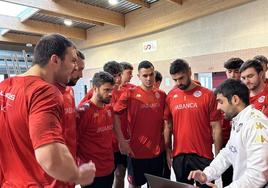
[35,143,79,183]
[211,121,222,156]
[113,114,125,143]
[163,120,172,149]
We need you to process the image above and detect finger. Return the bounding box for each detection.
[188,171,193,180]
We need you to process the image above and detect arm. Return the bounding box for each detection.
[35,142,95,185]
[188,146,232,183]
[226,120,268,188]
[163,119,173,168]
[113,114,134,156]
[211,120,222,156]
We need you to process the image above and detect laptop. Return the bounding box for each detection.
[145,173,196,188]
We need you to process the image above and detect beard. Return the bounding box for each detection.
[178,78,191,90]
[67,78,78,86]
[97,93,111,104]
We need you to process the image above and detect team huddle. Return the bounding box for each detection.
[0,34,268,188]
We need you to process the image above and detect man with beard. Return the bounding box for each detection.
[240,59,268,116]
[77,72,132,188]
[53,50,85,187]
[163,59,222,187]
[221,57,244,187]
[188,79,268,188]
[114,60,166,188]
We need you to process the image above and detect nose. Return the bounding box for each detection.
[216,103,221,111]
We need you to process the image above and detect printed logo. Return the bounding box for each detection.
[173,94,178,99]
[228,145,237,153]
[258,96,265,103]
[155,92,160,99]
[136,94,141,98]
[193,90,202,97]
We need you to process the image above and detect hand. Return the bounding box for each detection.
[166,148,173,169]
[119,139,134,157]
[76,161,96,186]
[188,170,207,184]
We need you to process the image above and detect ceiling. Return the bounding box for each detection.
[0,0,254,51]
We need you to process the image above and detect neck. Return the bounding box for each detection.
[23,64,54,84]
[250,81,265,97]
[140,84,153,91]
[184,80,197,91]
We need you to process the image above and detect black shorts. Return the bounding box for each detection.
[173,153,212,188]
[114,151,127,168]
[127,153,164,186]
[82,172,114,188]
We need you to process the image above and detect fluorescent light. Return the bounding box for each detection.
[108,0,119,5]
[64,19,73,26]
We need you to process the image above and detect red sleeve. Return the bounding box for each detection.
[208,92,221,122]
[113,89,129,114]
[163,94,172,121]
[29,85,65,149]
[79,89,93,107]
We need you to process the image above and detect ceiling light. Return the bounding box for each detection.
[26,43,32,47]
[108,0,119,5]
[64,19,73,26]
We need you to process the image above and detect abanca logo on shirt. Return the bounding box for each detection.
[0,90,16,101]
[175,102,198,110]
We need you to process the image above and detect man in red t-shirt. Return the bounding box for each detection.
[53,50,85,188]
[77,71,132,188]
[240,59,268,117]
[163,59,222,187]
[0,34,95,187]
[113,62,136,188]
[114,61,166,188]
[221,57,244,187]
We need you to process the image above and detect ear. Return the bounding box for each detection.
[259,70,264,78]
[50,54,60,66]
[188,68,192,77]
[137,73,140,79]
[232,95,240,105]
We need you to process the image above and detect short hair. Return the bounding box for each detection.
[120,62,133,70]
[33,34,75,67]
[224,58,244,70]
[239,59,263,74]
[77,50,85,60]
[214,79,249,106]
[253,55,268,65]
[138,60,154,71]
[170,59,190,75]
[103,61,123,76]
[155,70,163,83]
[92,71,115,87]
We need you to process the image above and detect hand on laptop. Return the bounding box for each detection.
[187,170,207,184]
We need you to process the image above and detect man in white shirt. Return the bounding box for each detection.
[188,79,268,188]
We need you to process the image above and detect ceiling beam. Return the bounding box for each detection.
[166,0,183,5]
[0,15,86,40]
[2,0,125,27]
[0,33,40,45]
[126,0,150,8]
[39,10,104,26]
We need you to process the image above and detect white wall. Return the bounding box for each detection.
[82,0,268,69]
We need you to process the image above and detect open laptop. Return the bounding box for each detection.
[145,173,196,188]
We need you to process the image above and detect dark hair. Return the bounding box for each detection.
[103,61,123,76]
[33,34,75,67]
[224,58,244,70]
[214,79,249,106]
[138,60,154,71]
[253,55,268,65]
[170,59,190,75]
[155,70,163,82]
[239,59,263,74]
[120,62,133,70]
[77,50,85,60]
[92,71,115,87]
